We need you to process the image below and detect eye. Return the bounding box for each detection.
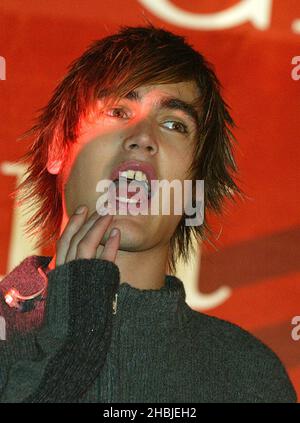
[106,107,131,119]
[163,120,189,134]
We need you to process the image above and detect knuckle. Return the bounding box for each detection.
[77,238,88,249]
[65,214,85,233]
[76,239,91,254]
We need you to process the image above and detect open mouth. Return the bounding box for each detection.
[113,169,151,203]
[108,160,157,209]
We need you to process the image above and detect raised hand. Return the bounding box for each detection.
[55,206,120,267]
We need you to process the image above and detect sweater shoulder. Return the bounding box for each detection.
[186,308,274,353]
[184,307,297,402]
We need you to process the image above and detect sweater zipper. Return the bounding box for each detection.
[112,293,118,315]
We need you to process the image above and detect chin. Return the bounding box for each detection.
[98,216,149,254]
[111,217,148,250]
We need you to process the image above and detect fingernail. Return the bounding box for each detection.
[110,228,119,238]
[75,205,86,214]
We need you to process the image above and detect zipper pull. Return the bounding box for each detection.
[112,293,118,315]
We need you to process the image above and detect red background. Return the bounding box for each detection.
[0,0,299,399]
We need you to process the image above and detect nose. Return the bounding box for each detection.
[122,118,158,156]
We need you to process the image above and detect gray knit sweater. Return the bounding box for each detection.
[0,256,297,403]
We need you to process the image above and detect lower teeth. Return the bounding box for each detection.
[116,196,139,204]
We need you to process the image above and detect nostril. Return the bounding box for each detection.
[129,144,139,149]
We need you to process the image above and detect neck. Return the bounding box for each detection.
[113,245,169,290]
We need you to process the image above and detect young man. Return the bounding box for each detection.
[0,26,297,403]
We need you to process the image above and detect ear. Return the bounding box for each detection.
[47,160,62,175]
[46,144,64,175]
[47,158,63,175]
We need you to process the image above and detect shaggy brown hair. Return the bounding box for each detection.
[13,25,242,274]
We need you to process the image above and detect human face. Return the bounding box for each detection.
[61,81,200,253]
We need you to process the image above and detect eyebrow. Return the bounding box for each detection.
[125,90,199,128]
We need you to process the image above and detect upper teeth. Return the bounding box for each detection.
[119,170,148,183]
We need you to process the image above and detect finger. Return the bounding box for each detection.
[64,210,102,262]
[100,228,121,263]
[72,213,114,261]
[56,205,88,267]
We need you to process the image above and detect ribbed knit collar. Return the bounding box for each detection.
[114,277,190,330]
